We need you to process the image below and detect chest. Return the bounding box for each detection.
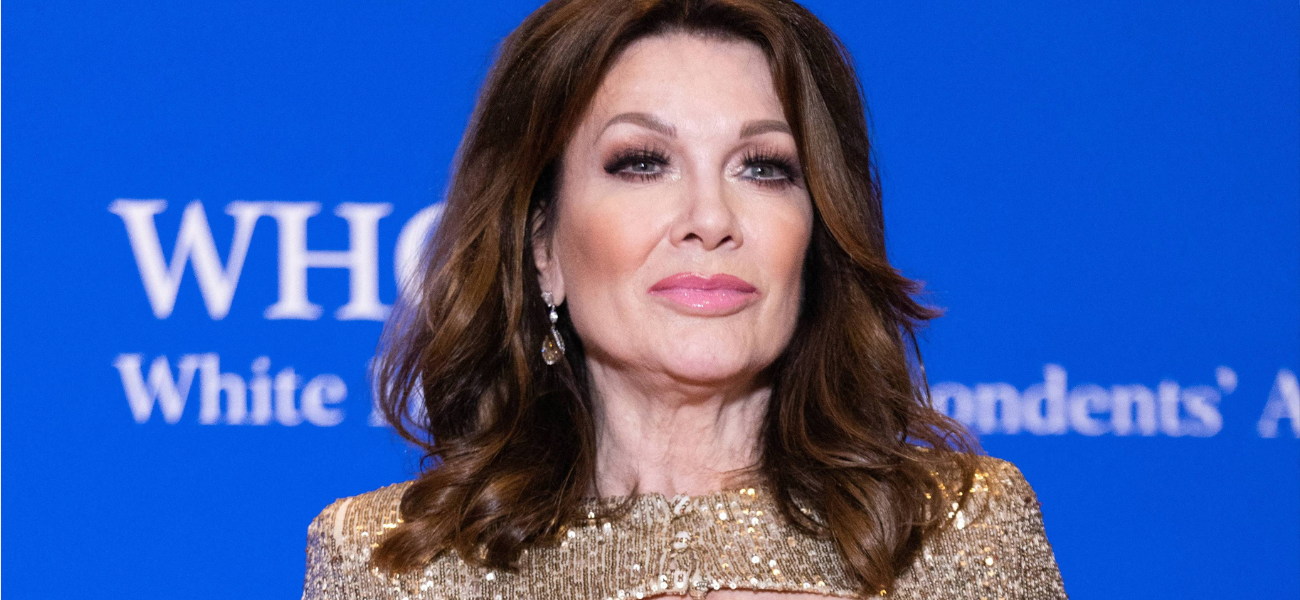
[394,491,863,600]
[697,592,839,600]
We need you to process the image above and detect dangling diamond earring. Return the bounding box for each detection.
[540,291,565,365]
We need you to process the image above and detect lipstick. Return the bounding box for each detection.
[647,273,759,315]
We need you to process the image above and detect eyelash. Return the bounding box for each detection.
[740,148,800,187]
[602,145,801,188]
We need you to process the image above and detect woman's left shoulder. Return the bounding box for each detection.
[930,453,1053,535]
[894,453,1069,598]
[968,454,1042,507]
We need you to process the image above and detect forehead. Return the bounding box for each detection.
[581,32,785,129]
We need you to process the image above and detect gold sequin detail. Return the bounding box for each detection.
[301,456,1067,599]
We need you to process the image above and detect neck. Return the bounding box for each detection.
[586,360,770,498]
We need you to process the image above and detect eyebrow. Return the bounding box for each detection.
[602,112,676,137]
[738,119,791,138]
[600,112,793,139]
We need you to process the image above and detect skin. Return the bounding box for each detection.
[533,33,823,600]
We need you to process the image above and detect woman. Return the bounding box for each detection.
[302,0,1067,598]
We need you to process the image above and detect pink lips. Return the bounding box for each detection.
[648,273,759,314]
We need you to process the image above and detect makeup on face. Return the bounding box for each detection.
[648,272,759,315]
[596,112,803,190]
[540,33,814,383]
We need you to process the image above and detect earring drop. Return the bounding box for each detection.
[541,291,565,365]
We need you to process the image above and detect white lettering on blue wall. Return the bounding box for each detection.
[114,353,346,426]
[932,364,1235,437]
[109,199,439,321]
[1257,369,1299,438]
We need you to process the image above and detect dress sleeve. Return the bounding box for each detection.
[895,456,1069,598]
[301,498,352,600]
[984,459,1070,599]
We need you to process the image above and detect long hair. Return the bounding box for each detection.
[370,0,979,593]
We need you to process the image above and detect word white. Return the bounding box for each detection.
[114,353,347,426]
[934,365,1298,438]
[108,200,444,320]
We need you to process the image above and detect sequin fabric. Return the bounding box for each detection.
[301,456,1067,599]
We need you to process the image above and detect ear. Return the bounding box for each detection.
[531,217,566,305]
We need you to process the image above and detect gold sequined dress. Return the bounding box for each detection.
[301,456,1067,599]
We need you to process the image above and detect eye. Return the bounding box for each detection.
[741,163,786,181]
[625,159,662,175]
[740,149,800,188]
[604,146,670,181]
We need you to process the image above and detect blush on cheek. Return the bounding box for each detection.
[563,208,626,277]
[754,210,813,281]
[555,198,660,316]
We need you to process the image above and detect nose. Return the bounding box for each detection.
[669,171,742,251]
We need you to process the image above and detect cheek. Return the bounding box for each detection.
[754,199,814,299]
[555,193,664,305]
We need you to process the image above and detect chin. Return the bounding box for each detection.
[644,327,781,384]
[657,351,760,386]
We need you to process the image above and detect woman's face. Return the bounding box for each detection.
[535,33,813,388]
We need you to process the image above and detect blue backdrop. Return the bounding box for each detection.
[4,1,1297,598]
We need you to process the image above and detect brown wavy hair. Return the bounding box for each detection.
[370,0,978,593]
